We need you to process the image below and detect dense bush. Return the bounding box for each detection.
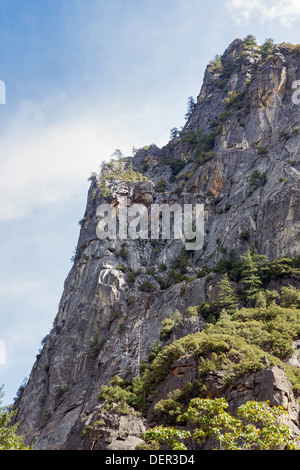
[154,179,167,193]
[144,397,298,450]
[138,281,156,292]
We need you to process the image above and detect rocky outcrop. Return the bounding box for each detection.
[225,366,300,439]
[14,38,300,449]
[146,358,300,443]
[64,409,146,451]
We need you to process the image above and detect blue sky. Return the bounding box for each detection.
[1,0,300,406]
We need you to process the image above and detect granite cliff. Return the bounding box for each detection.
[14,37,300,450]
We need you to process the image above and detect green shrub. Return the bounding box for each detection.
[118,322,126,333]
[185,306,199,316]
[119,243,128,259]
[260,38,274,58]
[218,110,232,122]
[170,249,192,274]
[239,231,250,241]
[88,334,107,359]
[154,179,167,193]
[257,146,268,155]
[279,130,291,140]
[151,390,186,425]
[0,386,30,449]
[97,375,136,415]
[55,384,70,399]
[224,90,245,109]
[167,270,186,285]
[160,310,183,341]
[292,44,300,54]
[197,265,211,278]
[148,340,163,362]
[250,170,267,188]
[208,54,223,74]
[243,34,257,50]
[127,271,136,287]
[170,159,186,175]
[138,281,155,292]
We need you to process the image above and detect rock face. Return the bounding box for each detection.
[225,366,300,439]
[14,38,300,449]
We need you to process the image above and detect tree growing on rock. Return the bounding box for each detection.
[215,273,239,314]
[144,397,298,450]
[240,250,263,303]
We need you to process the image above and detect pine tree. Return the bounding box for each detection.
[215,273,239,314]
[260,38,274,58]
[253,290,267,308]
[185,96,196,120]
[243,34,257,50]
[240,249,263,302]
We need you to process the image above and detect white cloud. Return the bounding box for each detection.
[0,98,160,222]
[226,0,300,27]
[0,87,175,223]
[0,102,114,221]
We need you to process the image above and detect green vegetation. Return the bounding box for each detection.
[98,174,113,198]
[172,127,216,168]
[169,158,186,176]
[154,179,167,193]
[98,150,148,199]
[218,110,232,122]
[279,43,300,54]
[170,248,192,275]
[208,54,237,78]
[55,384,70,399]
[98,375,145,415]
[239,230,250,241]
[14,378,28,402]
[193,128,215,166]
[0,386,30,450]
[70,245,81,263]
[224,90,245,110]
[119,242,128,259]
[160,310,183,341]
[279,130,291,140]
[208,54,223,74]
[97,251,300,414]
[260,38,275,58]
[96,249,300,450]
[138,281,156,292]
[243,34,258,50]
[88,334,107,359]
[169,127,180,140]
[215,273,239,314]
[217,204,232,215]
[214,249,300,285]
[87,172,97,182]
[118,322,126,333]
[185,96,196,120]
[257,146,268,156]
[250,170,267,189]
[141,297,300,402]
[144,397,298,450]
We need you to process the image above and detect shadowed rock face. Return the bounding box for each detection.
[14,39,300,449]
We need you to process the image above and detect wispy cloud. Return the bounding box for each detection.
[0,97,148,222]
[226,0,300,27]
[0,90,178,223]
